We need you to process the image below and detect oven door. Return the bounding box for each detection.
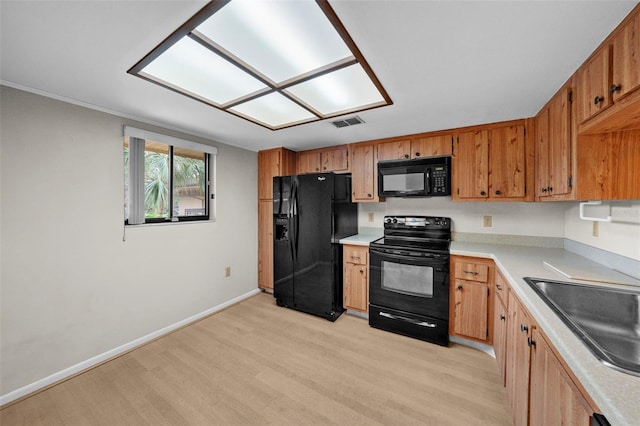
[369,247,449,320]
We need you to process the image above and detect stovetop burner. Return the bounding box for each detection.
[370,215,451,254]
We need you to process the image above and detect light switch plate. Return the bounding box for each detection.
[483,216,492,227]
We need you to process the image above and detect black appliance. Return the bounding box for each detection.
[369,216,451,346]
[378,156,451,198]
[273,173,358,321]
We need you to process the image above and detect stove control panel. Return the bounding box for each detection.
[383,216,450,229]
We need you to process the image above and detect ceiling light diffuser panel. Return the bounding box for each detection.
[128,0,392,130]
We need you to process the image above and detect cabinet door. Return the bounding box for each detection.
[258,200,274,290]
[506,297,534,426]
[351,144,378,202]
[258,150,281,200]
[452,279,488,341]
[455,130,489,199]
[612,11,640,102]
[536,107,550,198]
[377,139,411,161]
[493,296,508,387]
[411,135,453,158]
[577,46,612,124]
[344,262,368,312]
[322,147,349,172]
[297,151,322,174]
[529,329,594,426]
[490,125,526,198]
[547,87,573,197]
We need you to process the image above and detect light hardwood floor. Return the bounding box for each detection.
[1,292,512,425]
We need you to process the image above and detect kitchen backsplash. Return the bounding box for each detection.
[357,198,640,263]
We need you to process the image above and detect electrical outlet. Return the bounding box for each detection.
[368,212,374,222]
[225,266,231,277]
[483,216,492,227]
[592,221,599,237]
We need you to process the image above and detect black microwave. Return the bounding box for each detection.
[378,156,451,197]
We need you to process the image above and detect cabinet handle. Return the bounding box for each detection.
[500,315,506,321]
[359,269,364,274]
[542,187,548,193]
[480,191,487,196]
[520,324,528,332]
[323,166,327,170]
[367,193,372,198]
[463,270,479,275]
[548,186,553,192]
[404,154,410,159]
[495,190,502,195]
[528,337,536,347]
[496,284,502,291]
[610,84,621,94]
[594,96,604,105]
[457,285,463,290]
[415,152,420,157]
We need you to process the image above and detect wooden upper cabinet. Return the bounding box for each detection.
[297,151,322,174]
[612,11,640,102]
[490,125,526,198]
[377,139,411,161]
[377,136,453,161]
[455,130,490,199]
[258,148,296,200]
[577,46,612,124]
[351,143,380,202]
[297,146,349,174]
[412,135,453,158]
[547,87,573,198]
[322,146,349,172]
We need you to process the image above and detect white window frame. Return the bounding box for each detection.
[124,126,217,225]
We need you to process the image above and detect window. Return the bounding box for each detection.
[124,126,216,225]
[127,0,391,130]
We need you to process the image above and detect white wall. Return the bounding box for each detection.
[359,198,569,237]
[564,201,640,260]
[0,87,258,396]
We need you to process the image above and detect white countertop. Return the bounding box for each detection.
[451,241,640,426]
[339,233,382,246]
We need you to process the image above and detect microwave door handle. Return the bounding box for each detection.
[425,168,431,194]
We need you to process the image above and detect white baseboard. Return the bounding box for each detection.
[0,288,261,407]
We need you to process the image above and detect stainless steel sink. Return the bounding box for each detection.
[524,277,640,377]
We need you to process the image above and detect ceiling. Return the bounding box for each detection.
[1,1,637,153]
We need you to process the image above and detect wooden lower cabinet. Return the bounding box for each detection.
[493,290,508,386]
[529,329,594,426]
[503,290,598,426]
[343,245,368,312]
[258,200,274,290]
[450,256,494,344]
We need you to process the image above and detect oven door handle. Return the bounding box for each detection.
[370,249,446,262]
[379,312,437,328]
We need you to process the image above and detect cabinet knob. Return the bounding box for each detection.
[359,269,364,274]
[367,193,372,198]
[500,315,506,321]
[480,191,487,196]
[548,186,553,192]
[323,166,327,170]
[495,190,502,195]
[415,152,420,157]
[528,337,536,347]
[594,96,604,105]
[520,324,528,332]
[541,187,548,193]
[496,284,502,291]
[610,84,621,94]
[404,154,410,159]
[457,285,463,290]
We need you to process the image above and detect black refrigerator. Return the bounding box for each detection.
[273,173,357,321]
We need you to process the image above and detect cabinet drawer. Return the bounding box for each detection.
[454,262,489,282]
[344,245,368,265]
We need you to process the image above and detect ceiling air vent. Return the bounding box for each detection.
[331,116,365,128]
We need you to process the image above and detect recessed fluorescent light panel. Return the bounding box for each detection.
[128,0,392,130]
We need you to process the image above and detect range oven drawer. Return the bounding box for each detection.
[369,304,449,346]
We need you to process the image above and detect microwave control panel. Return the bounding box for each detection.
[432,166,448,194]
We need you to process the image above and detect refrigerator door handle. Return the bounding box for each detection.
[292,179,299,259]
